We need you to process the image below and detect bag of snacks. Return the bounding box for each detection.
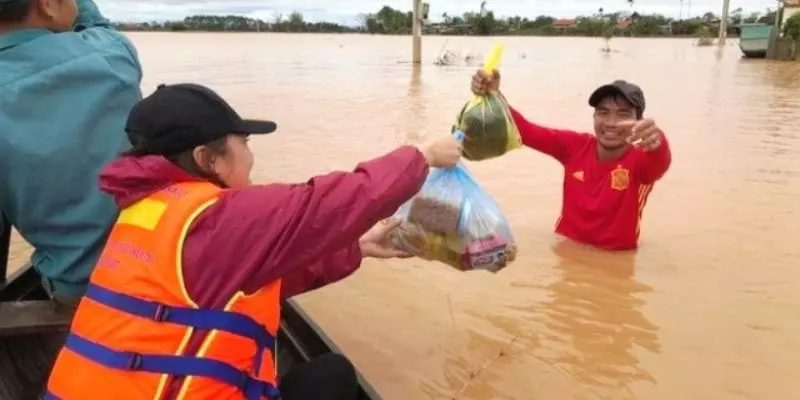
[453,43,522,161]
[389,160,517,272]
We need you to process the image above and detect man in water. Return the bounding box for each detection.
[471,71,671,250]
[0,0,141,303]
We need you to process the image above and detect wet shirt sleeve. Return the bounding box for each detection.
[508,106,590,165]
[637,136,672,184]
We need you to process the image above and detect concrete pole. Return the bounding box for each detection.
[412,0,422,64]
[718,0,730,46]
[767,0,783,59]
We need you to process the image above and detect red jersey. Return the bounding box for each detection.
[509,107,671,250]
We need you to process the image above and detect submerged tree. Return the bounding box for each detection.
[602,23,615,51]
[695,25,714,46]
[598,8,614,52]
[783,13,800,60]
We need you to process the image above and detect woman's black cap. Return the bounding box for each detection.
[125,83,277,156]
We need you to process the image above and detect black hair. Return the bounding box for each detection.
[0,0,31,23]
[122,134,231,188]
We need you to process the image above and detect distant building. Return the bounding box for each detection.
[616,19,633,30]
[552,18,577,33]
[424,23,473,34]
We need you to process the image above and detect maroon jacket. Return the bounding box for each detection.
[98,146,428,396]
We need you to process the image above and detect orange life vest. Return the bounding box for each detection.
[46,181,282,400]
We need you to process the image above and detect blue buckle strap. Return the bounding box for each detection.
[64,334,280,400]
[85,283,275,352]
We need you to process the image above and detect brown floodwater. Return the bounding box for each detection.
[7,33,800,399]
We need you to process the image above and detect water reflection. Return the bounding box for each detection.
[714,46,725,61]
[418,325,525,400]
[410,64,422,90]
[401,65,426,144]
[759,61,800,88]
[538,240,661,395]
[416,240,661,399]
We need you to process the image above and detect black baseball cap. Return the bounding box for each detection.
[0,0,24,11]
[0,0,29,15]
[125,83,277,156]
[588,80,646,117]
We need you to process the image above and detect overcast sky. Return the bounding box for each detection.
[95,0,777,25]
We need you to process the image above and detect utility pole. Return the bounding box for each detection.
[718,0,730,46]
[775,0,784,32]
[412,0,422,63]
[767,0,784,59]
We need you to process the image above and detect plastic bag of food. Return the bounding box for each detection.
[453,43,523,161]
[389,155,517,272]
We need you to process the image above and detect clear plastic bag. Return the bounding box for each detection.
[453,43,522,161]
[389,159,518,273]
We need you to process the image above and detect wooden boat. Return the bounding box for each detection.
[0,218,380,399]
[738,23,773,58]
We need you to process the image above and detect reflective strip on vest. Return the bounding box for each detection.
[46,182,283,399]
[84,283,276,360]
[61,283,280,400]
[47,334,279,400]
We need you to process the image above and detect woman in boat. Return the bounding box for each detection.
[45,83,462,399]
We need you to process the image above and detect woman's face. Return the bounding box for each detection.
[194,135,254,188]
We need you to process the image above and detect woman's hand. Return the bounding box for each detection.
[359,220,411,259]
[417,135,462,168]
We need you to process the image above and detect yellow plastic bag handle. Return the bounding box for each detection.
[466,42,505,105]
[483,43,504,76]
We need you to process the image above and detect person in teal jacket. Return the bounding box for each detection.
[0,0,142,305]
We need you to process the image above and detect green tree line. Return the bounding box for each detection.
[114,5,778,38]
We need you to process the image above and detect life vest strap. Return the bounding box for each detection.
[85,283,275,352]
[57,333,280,400]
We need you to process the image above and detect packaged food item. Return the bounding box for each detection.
[389,161,517,272]
[453,42,523,161]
